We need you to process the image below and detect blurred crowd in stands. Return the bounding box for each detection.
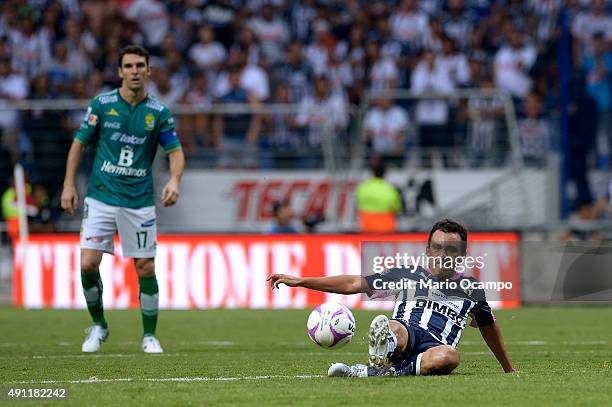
[0,0,611,221]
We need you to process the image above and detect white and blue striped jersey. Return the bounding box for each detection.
[365,266,495,348]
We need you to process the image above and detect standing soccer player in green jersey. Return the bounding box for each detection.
[60,45,185,354]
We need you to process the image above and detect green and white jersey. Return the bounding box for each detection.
[75,89,181,209]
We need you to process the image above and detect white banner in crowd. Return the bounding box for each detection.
[157,170,548,231]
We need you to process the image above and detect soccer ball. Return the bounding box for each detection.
[306,302,355,349]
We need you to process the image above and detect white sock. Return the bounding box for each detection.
[415,353,424,375]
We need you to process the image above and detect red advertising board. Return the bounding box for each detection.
[13,233,520,309]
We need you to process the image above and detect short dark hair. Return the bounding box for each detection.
[272,199,290,217]
[427,219,468,245]
[228,64,242,75]
[371,160,386,178]
[118,44,149,67]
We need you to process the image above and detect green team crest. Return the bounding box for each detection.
[145,113,155,131]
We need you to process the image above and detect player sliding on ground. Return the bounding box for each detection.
[268,219,515,377]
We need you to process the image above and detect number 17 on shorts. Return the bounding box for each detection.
[120,210,157,258]
[81,197,157,259]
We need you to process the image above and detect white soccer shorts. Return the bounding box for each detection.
[80,197,157,258]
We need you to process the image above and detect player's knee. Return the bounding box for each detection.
[432,346,460,374]
[442,347,460,371]
[134,258,155,277]
[423,345,460,375]
[81,258,101,274]
[389,320,409,353]
[81,250,103,274]
[81,261,99,274]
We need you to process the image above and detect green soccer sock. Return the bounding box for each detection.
[81,272,107,329]
[139,275,159,337]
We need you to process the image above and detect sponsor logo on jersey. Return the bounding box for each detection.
[145,113,155,130]
[104,121,121,129]
[146,99,164,112]
[99,94,118,104]
[415,299,466,324]
[100,160,148,177]
[106,108,119,116]
[110,132,146,144]
[82,107,92,122]
[87,114,99,126]
[462,285,474,297]
[430,290,448,301]
[118,146,134,167]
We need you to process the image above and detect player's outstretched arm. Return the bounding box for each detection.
[161,149,185,207]
[61,140,85,215]
[479,322,515,373]
[267,274,370,295]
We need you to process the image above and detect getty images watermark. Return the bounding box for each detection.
[361,242,517,301]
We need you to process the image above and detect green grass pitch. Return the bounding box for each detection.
[0,307,611,406]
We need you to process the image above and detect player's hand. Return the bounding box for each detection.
[267,274,302,289]
[161,178,180,207]
[60,185,78,215]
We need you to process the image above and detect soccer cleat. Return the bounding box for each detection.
[368,315,390,368]
[82,325,109,353]
[142,335,164,354]
[327,363,396,378]
[328,363,369,377]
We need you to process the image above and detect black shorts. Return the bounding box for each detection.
[389,319,445,364]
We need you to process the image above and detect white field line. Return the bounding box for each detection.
[458,340,609,346]
[9,374,325,385]
[563,340,608,345]
[462,350,612,355]
[515,340,547,345]
[188,341,235,346]
[0,339,608,360]
[0,352,368,360]
[1,348,609,362]
[1,340,237,351]
[105,341,237,346]
[0,340,607,349]
[0,353,184,360]
[7,348,612,385]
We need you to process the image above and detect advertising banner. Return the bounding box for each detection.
[159,170,549,231]
[13,233,520,309]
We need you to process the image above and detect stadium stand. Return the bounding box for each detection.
[0,0,610,229]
